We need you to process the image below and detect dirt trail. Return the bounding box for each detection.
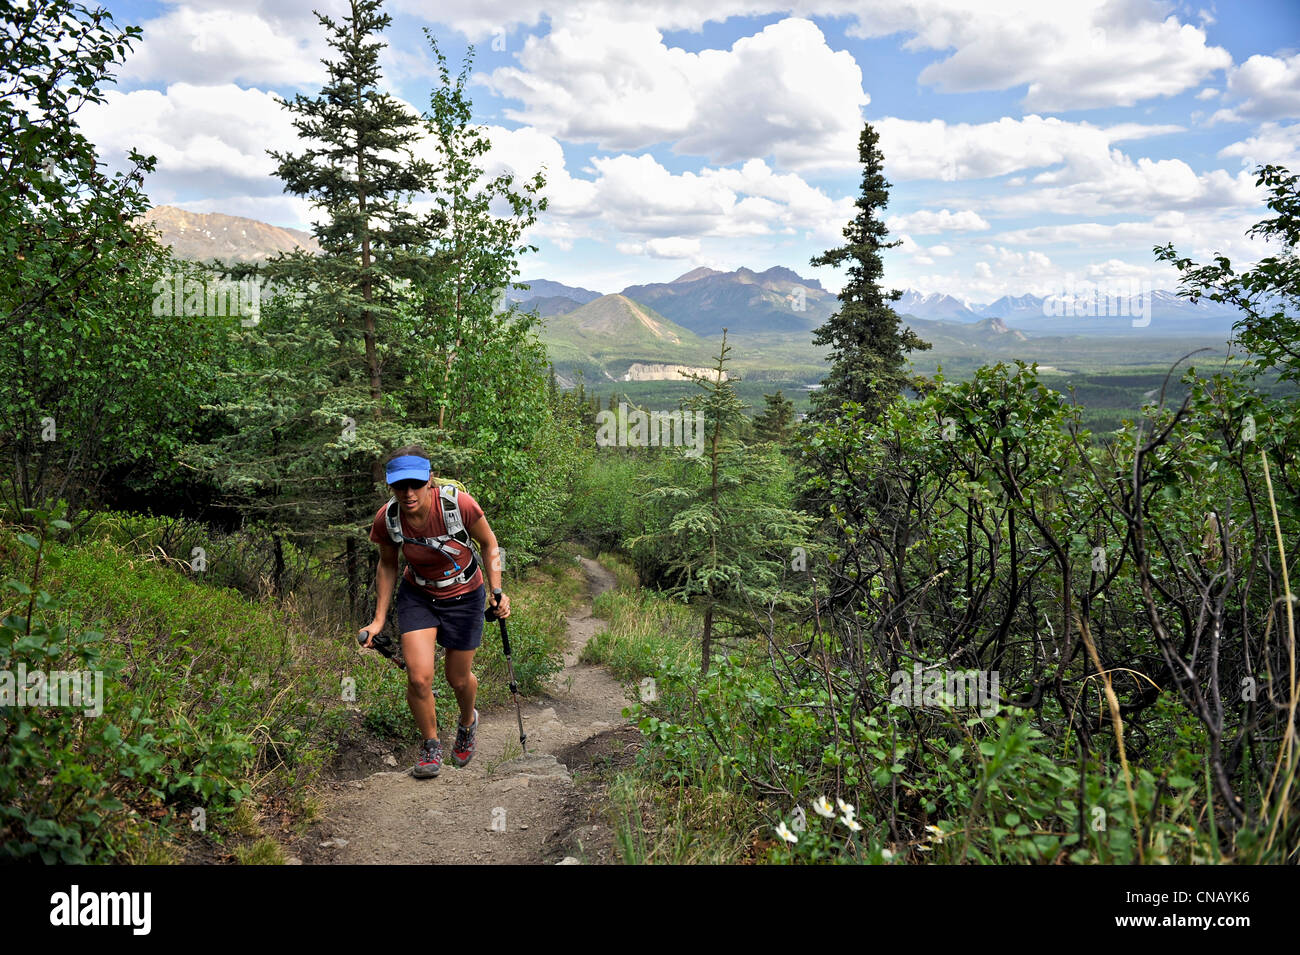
[295,557,631,865]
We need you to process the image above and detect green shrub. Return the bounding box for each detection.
[0,508,356,861]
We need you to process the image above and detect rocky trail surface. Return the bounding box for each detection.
[292,557,637,865]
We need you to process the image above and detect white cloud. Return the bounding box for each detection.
[420,0,1231,114]
[79,83,304,194]
[1196,87,1221,100]
[1219,54,1300,121]
[119,1,347,87]
[480,17,867,170]
[459,125,600,216]
[875,114,1182,181]
[959,150,1262,218]
[886,208,990,233]
[616,236,702,258]
[1218,122,1300,170]
[1084,258,1158,280]
[478,137,856,244]
[991,209,1277,264]
[847,0,1231,110]
[893,232,952,266]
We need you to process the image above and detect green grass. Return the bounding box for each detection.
[581,559,699,682]
[609,770,753,864]
[0,510,586,862]
[0,518,353,862]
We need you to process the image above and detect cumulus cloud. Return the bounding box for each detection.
[990,208,1277,265]
[846,0,1230,110]
[480,17,867,170]
[79,83,304,197]
[886,208,990,233]
[419,0,1230,114]
[1218,122,1300,169]
[616,236,702,258]
[875,114,1182,181]
[979,157,1260,217]
[1216,54,1300,121]
[956,244,1058,295]
[582,154,854,239]
[118,0,348,87]
[478,138,856,243]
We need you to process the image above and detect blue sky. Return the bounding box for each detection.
[83,0,1300,302]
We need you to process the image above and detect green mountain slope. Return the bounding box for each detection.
[536,294,716,382]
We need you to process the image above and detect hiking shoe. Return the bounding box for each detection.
[450,709,478,767]
[413,737,442,778]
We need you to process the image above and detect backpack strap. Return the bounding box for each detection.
[384,488,479,590]
[384,497,404,545]
[439,484,469,543]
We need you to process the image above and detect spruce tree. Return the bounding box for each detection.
[628,332,817,674]
[809,122,929,423]
[267,0,441,479]
[197,0,442,610]
[752,390,796,444]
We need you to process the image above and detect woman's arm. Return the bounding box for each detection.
[361,538,400,645]
[469,515,510,618]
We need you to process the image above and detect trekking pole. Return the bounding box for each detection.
[487,590,527,751]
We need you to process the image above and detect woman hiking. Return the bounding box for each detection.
[359,445,510,778]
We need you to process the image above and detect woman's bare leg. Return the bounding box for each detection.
[444,648,478,727]
[402,627,439,739]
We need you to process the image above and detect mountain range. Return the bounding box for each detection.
[514,271,1241,338]
[893,288,1240,335]
[140,204,1246,392]
[138,206,319,262]
[140,206,1242,338]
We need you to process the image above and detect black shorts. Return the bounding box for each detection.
[395,579,485,651]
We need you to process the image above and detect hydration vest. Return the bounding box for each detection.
[384,484,479,591]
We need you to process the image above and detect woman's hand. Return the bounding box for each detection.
[492,593,511,619]
[358,620,383,648]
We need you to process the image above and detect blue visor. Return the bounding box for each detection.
[386,454,431,485]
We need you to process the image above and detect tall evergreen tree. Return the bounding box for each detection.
[752,390,796,444]
[267,0,440,480]
[196,0,442,610]
[809,122,929,423]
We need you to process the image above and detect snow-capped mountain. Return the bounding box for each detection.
[893,290,982,321]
